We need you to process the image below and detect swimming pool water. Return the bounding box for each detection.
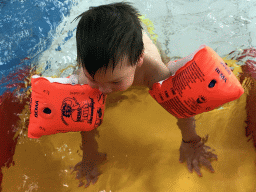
[1,0,256,191]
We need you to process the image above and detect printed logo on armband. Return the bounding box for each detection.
[39,126,46,132]
[220,62,232,75]
[43,89,50,95]
[29,97,32,112]
[98,93,106,104]
[60,95,105,127]
[196,95,207,104]
[34,100,39,117]
[96,108,103,127]
[215,67,227,83]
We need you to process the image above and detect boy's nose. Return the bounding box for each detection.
[99,87,112,94]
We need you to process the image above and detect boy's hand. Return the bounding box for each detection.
[179,135,218,177]
[70,152,107,188]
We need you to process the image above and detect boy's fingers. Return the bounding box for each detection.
[200,156,215,173]
[187,158,193,172]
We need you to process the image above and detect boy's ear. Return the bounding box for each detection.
[137,51,145,67]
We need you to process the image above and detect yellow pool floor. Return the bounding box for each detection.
[2,84,256,192]
[2,12,256,192]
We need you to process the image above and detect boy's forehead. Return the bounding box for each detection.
[83,58,132,79]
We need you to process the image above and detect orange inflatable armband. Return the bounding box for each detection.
[28,75,107,138]
[149,45,244,118]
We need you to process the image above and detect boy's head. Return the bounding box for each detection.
[73,2,144,94]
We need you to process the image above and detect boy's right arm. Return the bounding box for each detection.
[71,68,106,187]
[72,129,106,187]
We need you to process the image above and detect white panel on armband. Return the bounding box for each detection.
[167,45,206,75]
[31,75,78,85]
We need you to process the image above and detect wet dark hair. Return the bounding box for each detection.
[72,2,144,79]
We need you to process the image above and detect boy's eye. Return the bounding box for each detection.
[89,78,121,84]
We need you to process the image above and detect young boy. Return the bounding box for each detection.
[71,2,217,188]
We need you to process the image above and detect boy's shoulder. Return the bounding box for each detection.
[140,31,171,89]
[140,54,171,89]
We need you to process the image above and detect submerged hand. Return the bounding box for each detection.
[179,135,218,177]
[70,161,100,188]
[70,152,107,188]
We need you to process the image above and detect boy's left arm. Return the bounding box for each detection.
[143,46,218,177]
[142,30,218,176]
[175,115,218,177]
[176,116,200,142]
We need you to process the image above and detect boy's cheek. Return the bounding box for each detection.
[119,79,134,90]
[114,85,127,92]
[114,83,131,92]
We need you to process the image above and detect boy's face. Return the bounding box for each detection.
[83,55,144,94]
